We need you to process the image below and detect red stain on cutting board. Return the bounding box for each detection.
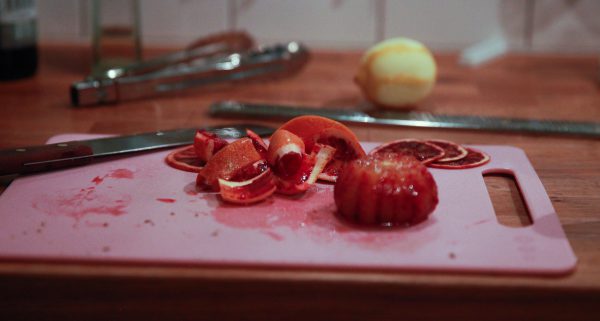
[92,168,134,185]
[32,168,134,220]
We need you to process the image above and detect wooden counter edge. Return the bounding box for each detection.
[1,263,599,321]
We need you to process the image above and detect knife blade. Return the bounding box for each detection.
[0,124,274,176]
[209,100,600,138]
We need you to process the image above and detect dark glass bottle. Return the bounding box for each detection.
[0,0,37,81]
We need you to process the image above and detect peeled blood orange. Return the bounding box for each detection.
[369,139,444,164]
[334,153,438,226]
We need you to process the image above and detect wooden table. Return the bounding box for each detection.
[1,44,599,320]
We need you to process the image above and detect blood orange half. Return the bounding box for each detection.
[426,139,468,163]
[278,115,365,156]
[429,147,490,169]
[278,115,365,182]
[369,139,444,164]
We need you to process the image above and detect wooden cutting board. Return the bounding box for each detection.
[0,134,576,275]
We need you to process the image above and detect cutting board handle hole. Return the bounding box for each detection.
[483,172,533,228]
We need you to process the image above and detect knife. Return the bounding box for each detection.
[0,124,275,176]
[209,100,600,138]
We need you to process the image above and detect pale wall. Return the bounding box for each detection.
[37,0,600,53]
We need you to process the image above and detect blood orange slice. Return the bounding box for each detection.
[228,160,269,182]
[429,147,490,169]
[246,128,268,158]
[267,129,306,179]
[198,138,265,190]
[314,126,366,182]
[165,145,204,173]
[426,139,468,162]
[317,159,343,183]
[194,130,229,162]
[268,133,328,195]
[218,168,276,205]
[273,154,315,195]
[369,139,444,164]
[314,127,365,161]
[306,144,336,185]
[274,143,336,195]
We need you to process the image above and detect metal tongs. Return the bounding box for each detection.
[70,31,310,106]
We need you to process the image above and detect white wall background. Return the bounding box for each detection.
[37,0,600,53]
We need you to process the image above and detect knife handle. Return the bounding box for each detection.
[0,142,94,176]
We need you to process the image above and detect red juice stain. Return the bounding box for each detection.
[91,168,135,186]
[209,186,334,238]
[213,206,276,229]
[108,168,134,179]
[156,198,176,203]
[32,175,132,220]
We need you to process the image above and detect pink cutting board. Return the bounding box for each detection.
[0,134,576,275]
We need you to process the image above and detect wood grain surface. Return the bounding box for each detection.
[0,44,599,321]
